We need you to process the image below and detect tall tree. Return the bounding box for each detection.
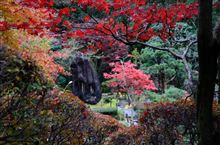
[197,0,219,144]
[1,0,199,91]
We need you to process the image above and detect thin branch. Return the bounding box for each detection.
[130,40,183,59]
[183,39,197,57]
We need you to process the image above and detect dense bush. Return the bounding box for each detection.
[46,93,124,145]
[145,91,164,102]
[164,86,186,99]
[88,112,125,144]
[0,46,124,145]
[145,86,185,102]
[140,100,197,145]
[104,126,150,145]
[0,45,52,144]
[104,100,198,145]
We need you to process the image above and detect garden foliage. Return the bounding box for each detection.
[105,100,197,145]
[104,61,157,96]
[0,46,123,144]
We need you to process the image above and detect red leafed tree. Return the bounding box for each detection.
[3,1,198,51]
[10,0,199,92]
[104,61,157,96]
[1,1,198,81]
[0,1,198,89]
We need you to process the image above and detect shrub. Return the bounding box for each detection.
[88,112,125,144]
[0,46,52,144]
[165,86,185,99]
[0,46,124,145]
[139,100,197,145]
[104,100,198,145]
[145,90,176,102]
[104,126,150,145]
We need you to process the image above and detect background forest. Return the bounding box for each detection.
[0,0,220,145]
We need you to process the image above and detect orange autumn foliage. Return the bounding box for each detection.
[19,34,65,81]
[1,0,64,82]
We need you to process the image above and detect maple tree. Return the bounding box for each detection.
[1,1,199,52]
[104,61,157,96]
[0,0,65,81]
[19,34,65,81]
[0,0,200,93]
[0,0,199,104]
[1,2,198,52]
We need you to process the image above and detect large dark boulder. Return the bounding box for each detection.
[70,54,102,104]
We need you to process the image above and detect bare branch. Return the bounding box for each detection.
[129,40,183,59]
[183,39,197,57]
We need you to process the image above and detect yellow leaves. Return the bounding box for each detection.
[7,68,19,73]
[1,0,51,25]
[1,26,63,82]
[1,30,19,50]
[1,0,29,26]
[59,92,87,107]
[19,31,51,50]
[15,75,21,81]
[0,0,52,49]
[0,1,22,49]
[1,1,64,83]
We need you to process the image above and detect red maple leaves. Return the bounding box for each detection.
[1,0,199,46]
[104,61,157,96]
[0,21,9,31]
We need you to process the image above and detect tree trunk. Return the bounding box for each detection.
[182,57,193,93]
[159,70,166,93]
[218,55,220,104]
[197,0,218,144]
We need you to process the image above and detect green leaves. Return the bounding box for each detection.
[140,48,186,82]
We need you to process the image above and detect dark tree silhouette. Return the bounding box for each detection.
[197,0,219,144]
